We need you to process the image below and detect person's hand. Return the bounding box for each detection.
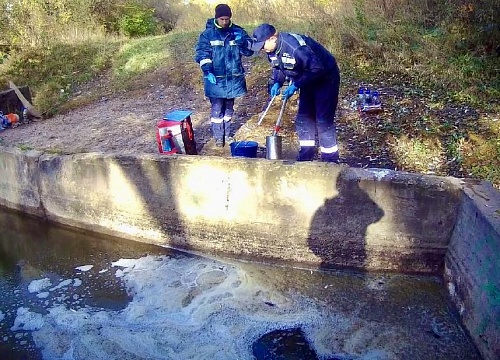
[282,83,297,100]
[234,32,247,47]
[235,36,246,47]
[270,83,281,97]
[206,73,216,84]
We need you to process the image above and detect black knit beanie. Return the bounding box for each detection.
[215,4,232,18]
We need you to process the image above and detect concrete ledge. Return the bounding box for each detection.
[0,148,499,359]
[445,181,500,360]
[0,147,44,217]
[31,152,462,273]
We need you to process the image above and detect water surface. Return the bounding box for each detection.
[0,207,481,359]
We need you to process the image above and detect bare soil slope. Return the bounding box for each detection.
[0,59,487,177]
[0,70,303,160]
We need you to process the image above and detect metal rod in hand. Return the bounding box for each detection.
[272,97,288,136]
[257,95,277,125]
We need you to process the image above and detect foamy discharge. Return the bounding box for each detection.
[17,255,396,360]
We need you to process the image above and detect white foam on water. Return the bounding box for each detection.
[50,279,74,292]
[75,265,93,272]
[36,292,50,299]
[11,308,44,331]
[9,255,400,359]
[28,278,52,293]
[0,311,4,323]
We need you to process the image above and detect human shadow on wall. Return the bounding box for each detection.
[308,172,384,271]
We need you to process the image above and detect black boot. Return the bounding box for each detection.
[321,151,340,163]
[297,147,316,161]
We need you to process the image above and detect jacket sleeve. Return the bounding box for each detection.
[272,67,286,85]
[291,46,328,88]
[194,32,213,75]
[240,32,256,57]
[232,27,255,57]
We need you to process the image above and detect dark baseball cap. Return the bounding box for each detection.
[251,23,276,51]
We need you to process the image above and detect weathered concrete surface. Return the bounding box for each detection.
[0,147,44,217]
[445,181,500,360]
[0,148,499,359]
[1,149,461,274]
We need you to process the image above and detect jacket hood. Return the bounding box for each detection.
[205,18,216,30]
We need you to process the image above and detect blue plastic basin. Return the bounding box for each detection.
[230,141,258,158]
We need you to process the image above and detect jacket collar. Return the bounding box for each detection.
[214,18,233,30]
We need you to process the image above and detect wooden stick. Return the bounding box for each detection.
[8,81,42,119]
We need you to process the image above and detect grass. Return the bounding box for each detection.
[18,144,33,151]
[0,0,498,188]
[388,135,444,174]
[1,39,121,117]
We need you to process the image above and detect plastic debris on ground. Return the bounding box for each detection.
[357,87,383,113]
[0,111,24,131]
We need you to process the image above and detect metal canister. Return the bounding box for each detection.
[266,135,282,160]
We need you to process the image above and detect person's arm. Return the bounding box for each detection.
[268,64,286,97]
[234,28,255,57]
[272,67,286,86]
[194,32,214,75]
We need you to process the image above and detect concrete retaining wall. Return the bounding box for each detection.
[0,147,499,359]
[445,182,500,360]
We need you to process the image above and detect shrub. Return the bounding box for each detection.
[119,7,157,37]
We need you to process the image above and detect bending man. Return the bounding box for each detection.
[251,23,341,162]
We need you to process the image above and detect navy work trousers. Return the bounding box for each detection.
[209,97,234,140]
[295,73,340,162]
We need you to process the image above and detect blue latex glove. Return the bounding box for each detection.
[234,32,246,47]
[282,83,297,100]
[206,73,216,84]
[234,29,243,38]
[270,83,281,97]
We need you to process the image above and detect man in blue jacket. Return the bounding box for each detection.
[195,4,254,147]
[251,23,341,162]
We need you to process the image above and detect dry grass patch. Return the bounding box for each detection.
[388,134,445,174]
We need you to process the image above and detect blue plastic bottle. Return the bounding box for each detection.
[358,87,364,102]
[0,111,8,129]
[365,88,372,104]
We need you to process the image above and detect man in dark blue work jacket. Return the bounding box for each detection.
[251,23,341,162]
[195,4,254,147]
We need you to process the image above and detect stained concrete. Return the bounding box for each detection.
[0,147,498,359]
[445,181,500,360]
